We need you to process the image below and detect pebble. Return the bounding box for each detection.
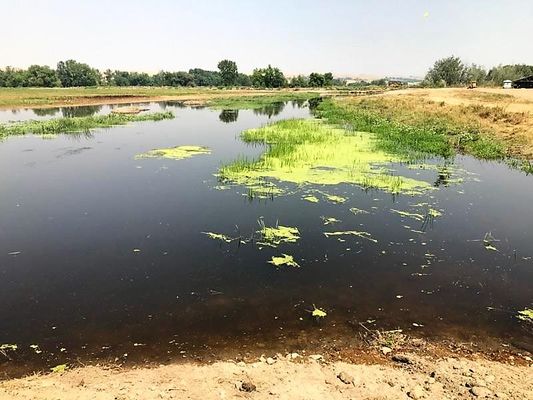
[407,385,425,399]
[266,357,276,365]
[470,386,492,397]
[309,354,324,361]
[381,346,392,355]
[240,381,256,392]
[337,371,354,385]
[392,354,412,364]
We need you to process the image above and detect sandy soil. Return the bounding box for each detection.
[1,352,531,400]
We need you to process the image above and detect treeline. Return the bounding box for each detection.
[424,56,533,87]
[0,59,340,88]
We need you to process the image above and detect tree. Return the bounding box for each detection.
[24,65,60,87]
[309,73,325,87]
[465,64,487,84]
[153,71,193,87]
[236,73,252,87]
[425,56,467,86]
[251,65,286,88]
[323,72,333,86]
[289,75,309,87]
[189,68,223,86]
[486,64,533,86]
[0,67,25,87]
[57,60,101,87]
[217,59,238,86]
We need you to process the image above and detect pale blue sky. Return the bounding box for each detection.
[1,0,532,77]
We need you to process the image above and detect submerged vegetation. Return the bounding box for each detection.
[0,111,174,137]
[136,145,211,160]
[219,119,432,195]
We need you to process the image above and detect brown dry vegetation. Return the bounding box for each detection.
[362,88,533,159]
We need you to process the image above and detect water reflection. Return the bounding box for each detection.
[252,101,285,118]
[61,105,103,118]
[219,109,239,123]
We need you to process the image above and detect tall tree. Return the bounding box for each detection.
[56,60,100,87]
[425,56,467,86]
[217,59,238,86]
[251,65,286,88]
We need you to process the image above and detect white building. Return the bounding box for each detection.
[503,80,512,89]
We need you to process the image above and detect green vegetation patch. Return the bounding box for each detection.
[517,308,533,323]
[257,224,300,248]
[136,145,211,160]
[219,119,432,195]
[268,254,300,268]
[0,111,174,137]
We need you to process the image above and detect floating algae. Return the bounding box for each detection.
[202,232,234,243]
[349,207,370,216]
[136,145,211,160]
[219,119,432,196]
[268,254,300,268]
[321,216,341,225]
[325,194,346,203]
[390,209,425,221]
[517,308,533,322]
[0,344,17,351]
[50,364,68,373]
[257,224,300,247]
[324,230,378,243]
[311,304,327,319]
[303,195,319,203]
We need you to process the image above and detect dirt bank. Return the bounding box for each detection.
[1,351,531,400]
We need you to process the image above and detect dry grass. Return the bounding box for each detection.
[343,89,533,160]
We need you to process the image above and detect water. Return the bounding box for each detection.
[0,101,531,374]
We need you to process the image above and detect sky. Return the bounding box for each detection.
[1,0,532,78]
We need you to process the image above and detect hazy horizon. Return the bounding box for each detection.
[2,0,532,78]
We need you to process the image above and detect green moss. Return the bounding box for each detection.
[136,145,211,160]
[0,111,174,137]
[219,119,432,195]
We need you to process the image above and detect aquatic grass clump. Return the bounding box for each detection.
[257,221,300,248]
[0,111,174,137]
[136,145,211,160]
[219,119,432,195]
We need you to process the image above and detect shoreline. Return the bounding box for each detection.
[1,340,531,399]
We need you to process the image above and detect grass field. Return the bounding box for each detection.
[0,87,322,109]
[320,88,533,169]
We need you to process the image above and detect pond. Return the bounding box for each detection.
[0,100,531,374]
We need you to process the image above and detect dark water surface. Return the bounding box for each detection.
[0,102,531,374]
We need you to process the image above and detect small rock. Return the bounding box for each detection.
[392,354,412,364]
[337,371,354,385]
[240,381,256,392]
[426,377,435,384]
[289,352,300,359]
[494,392,507,399]
[266,357,276,365]
[309,354,324,361]
[381,346,392,355]
[407,385,425,399]
[470,386,492,397]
